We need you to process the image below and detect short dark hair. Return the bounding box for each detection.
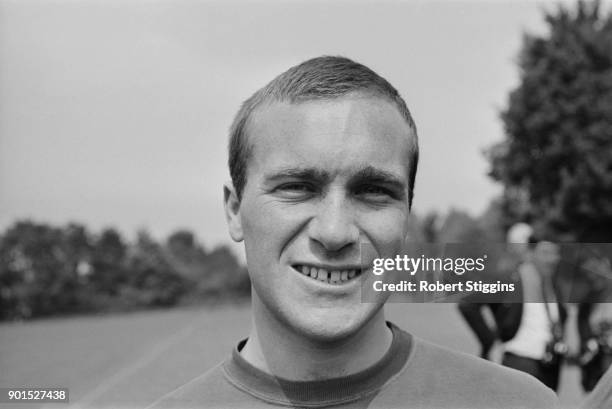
[228,55,419,208]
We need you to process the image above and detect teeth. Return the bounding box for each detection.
[295,265,360,284]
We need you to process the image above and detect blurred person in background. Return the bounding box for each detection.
[575,240,612,392]
[501,237,568,391]
[579,300,612,392]
[459,222,533,360]
[460,231,568,391]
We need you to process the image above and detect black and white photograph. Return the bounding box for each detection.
[1,0,612,408]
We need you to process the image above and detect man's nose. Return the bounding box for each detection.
[308,193,359,253]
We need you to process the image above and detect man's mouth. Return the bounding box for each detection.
[292,264,362,285]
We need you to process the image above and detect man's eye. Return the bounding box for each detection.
[357,185,391,196]
[279,183,314,192]
[274,182,316,198]
[356,185,396,201]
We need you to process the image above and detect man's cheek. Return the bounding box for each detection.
[362,215,407,247]
[241,206,278,241]
[250,207,310,238]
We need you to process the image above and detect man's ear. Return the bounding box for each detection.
[224,182,244,242]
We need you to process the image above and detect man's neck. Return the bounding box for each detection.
[240,300,393,381]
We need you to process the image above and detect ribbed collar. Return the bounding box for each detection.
[222,322,413,407]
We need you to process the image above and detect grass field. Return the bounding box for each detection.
[0,303,584,408]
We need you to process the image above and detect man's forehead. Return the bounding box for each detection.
[249,95,411,132]
[246,97,416,160]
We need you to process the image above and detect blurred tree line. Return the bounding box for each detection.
[486,0,612,303]
[408,1,612,252]
[488,0,612,242]
[0,211,501,321]
[0,221,250,321]
[412,0,612,255]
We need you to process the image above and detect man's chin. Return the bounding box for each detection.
[286,307,380,344]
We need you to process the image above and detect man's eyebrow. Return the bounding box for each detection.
[350,166,407,190]
[263,167,329,183]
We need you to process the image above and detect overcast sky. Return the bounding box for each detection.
[1,0,607,250]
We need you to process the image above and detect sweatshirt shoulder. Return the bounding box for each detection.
[403,338,559,409]
[145,362,236,409]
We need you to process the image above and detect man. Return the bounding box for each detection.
[148,56,559,408]
[579,300,612,391]
[502,239,568,391]
[460,236,568,391]
[573,234,612,392]
[576,258,612,391]
[459,222,532,360]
